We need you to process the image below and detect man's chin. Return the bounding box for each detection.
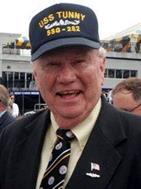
[55,108,84,119]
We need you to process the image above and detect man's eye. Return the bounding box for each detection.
[47,62,60,67]
[40,62,58,70]
[73,60,87,67]
[76,60,84,64]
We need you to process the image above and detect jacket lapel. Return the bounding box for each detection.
[67,99,127,189]
[9,110,50,189]
[0,111,8,126]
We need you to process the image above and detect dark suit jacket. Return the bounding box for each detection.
[0,98,141,189]
[0,111,16,133]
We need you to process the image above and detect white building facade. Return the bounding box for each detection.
[0,32,141,92]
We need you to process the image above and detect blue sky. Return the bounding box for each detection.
[1,0,141,39]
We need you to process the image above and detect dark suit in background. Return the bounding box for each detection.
[0,98,141,189]
[0,111,16,133]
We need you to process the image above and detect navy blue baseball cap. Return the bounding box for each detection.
[29,3,101,61]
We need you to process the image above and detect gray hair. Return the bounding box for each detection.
[112,78,141,102]
[98,47,107,58]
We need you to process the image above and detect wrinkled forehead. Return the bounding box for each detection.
[113,90,134,102]
[118,89,132,95]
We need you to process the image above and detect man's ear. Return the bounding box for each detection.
[32,69,40,90]
[100,58,107,85]
[100,58,107,72]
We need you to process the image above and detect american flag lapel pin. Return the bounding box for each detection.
[91,162,100,171]
[86,162,101,178]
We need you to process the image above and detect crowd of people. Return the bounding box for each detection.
[0,2,141,189]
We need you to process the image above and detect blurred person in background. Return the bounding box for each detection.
[9,94,20,118]
[112,78,141,116]
[0,85,16,133]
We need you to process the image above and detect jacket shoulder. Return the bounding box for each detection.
[0,109,50,146]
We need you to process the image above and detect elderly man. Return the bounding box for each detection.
[0,84,15,132]
[0,3,141,189]
[112,78,141,115]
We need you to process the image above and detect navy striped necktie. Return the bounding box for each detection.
[40,129,75,189]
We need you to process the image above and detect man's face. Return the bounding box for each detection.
[10,95,15,102]
[112,89,141,116]
[33,47,106,128]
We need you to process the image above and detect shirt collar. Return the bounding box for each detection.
[50,98,101,150]
[0,110,7,118]
[72,98,101,149]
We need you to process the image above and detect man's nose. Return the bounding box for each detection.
[56,64,77,83]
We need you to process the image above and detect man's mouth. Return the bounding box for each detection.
[56,90,81,98]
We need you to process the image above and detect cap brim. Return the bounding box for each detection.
[31,37,100,61]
